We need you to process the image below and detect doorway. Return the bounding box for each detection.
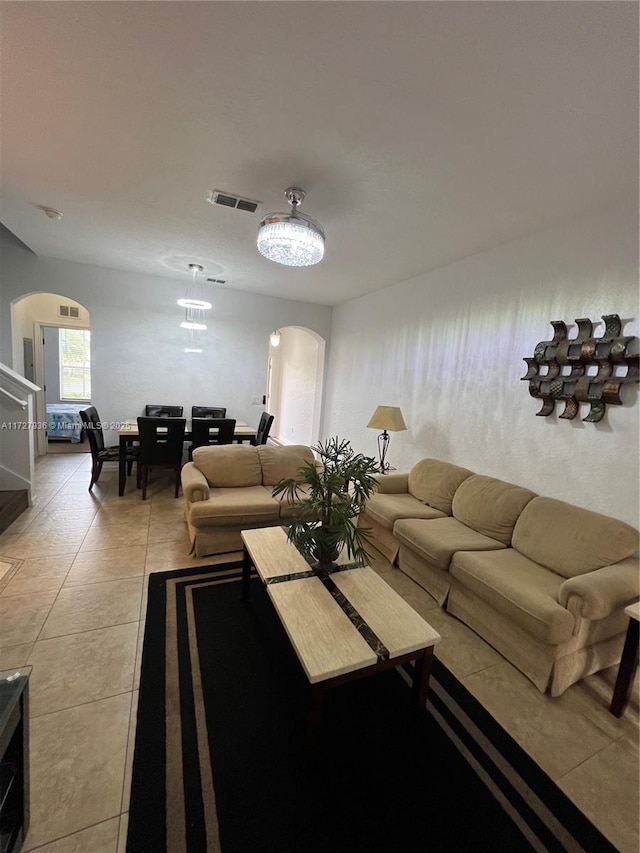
[266,326,325,446]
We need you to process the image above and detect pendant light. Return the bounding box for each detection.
[257,188,324,267]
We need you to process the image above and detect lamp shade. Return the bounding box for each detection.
[366,406,407,432]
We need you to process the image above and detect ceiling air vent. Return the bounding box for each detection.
[207,190,261,214]
[59,304,79,318]
[207,278,226,285]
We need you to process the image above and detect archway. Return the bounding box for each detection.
[11,292,91,456]
[266,326,325,446]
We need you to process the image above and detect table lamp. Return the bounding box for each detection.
[366,405,407,473]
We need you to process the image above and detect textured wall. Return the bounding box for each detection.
[0,246,332,446]
[323,203,639,528]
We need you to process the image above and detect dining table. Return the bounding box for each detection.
[117,418,257,496]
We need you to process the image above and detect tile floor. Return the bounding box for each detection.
[0,450,637,852]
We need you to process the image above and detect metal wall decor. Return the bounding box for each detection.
[522,314,639,423]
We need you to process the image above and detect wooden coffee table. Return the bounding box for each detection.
[241,526,440,739]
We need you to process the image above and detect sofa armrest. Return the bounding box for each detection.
[373,472,409,494]
[558,557,640,621]
[181,462,210,503]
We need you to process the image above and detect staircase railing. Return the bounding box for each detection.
[0,362,40,505]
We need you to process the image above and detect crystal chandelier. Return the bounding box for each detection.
[257,187,324,267]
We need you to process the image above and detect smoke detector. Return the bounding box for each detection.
[42,207,63,220]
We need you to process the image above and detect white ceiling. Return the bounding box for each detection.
[0,2,637,306]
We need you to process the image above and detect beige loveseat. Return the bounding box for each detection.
[360,459,639,696]
[181,443,316,557]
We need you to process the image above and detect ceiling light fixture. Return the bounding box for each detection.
[179,263,210,331]
[257,187,324,267]
[270,330,281,347]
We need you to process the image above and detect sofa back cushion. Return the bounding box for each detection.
[192,444,262,488]
[512,496,640,578]
[258,444,316,487]
[452,475,536,545]
[407,459,473,514]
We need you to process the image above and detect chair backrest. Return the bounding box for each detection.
[79,406,106,456]
[191,406,227,419]
[137,417,186,465]
[145,405,183,418]
[255,412,274,445]
[191,418,237,450]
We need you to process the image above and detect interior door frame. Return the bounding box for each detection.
[33,320,91,456]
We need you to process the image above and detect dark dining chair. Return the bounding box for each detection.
[145,405,184,418]
[136,416,186,499]
[191,406,227,419]
[189,417,237,459]
[80,406,139,491]
[252,412,274,446]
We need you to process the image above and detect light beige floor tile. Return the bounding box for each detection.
[147,520,190,544]
[421,607,504,677]
[56,480,111,496]
[92,505,152,525]
[1,510,40,534]
[43,492,104,512]
[0,591,57,647]
[65,546,147,586]
[145,541,211,573]
[117,813,129,853]
[140,577,149,619]
[23,693,131,851]
[79,524,148,552]
[121,689,138,812]
[0,556,20,588]
[0,529,88,558]
[27,509,99,530]
[462,660,616,779]
[40,578,143,639]
[377,566,441,619]
[22,817,120,853]
[27,623,138,716]
[0,641,34,668]
[557,735,639,853]
[1,554,75,597]
[0,532,23,551]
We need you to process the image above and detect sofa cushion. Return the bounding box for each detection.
[273,484,316,519]
[193,445,262,488]
[407,458,473,514]
[188,486,279,528]
[452,475,536,546]
[512,496,640,579]
[365,493,447,530]
[450,549,575,644]
[393,516,507,572]
[258,444,316,487]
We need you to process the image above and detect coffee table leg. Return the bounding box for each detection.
[413,647,434,711]
[242,546,252,600]
[308,684,324,750]
[610,618,639,717]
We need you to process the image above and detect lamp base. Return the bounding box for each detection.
[377,430,391,474]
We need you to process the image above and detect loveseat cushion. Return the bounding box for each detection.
[273,485,316,519]
[257,444,316,487]
[188,486,279,528]
[393,516,507,572]
[452,475,536,546]
[365,493,447,530]
[450,549,575,644]
[407,459,473,514]
[193,445,262,488]
[512,496,640,579]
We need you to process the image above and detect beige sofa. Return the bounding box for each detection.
[181,443,316,557]
[360,459,640,696]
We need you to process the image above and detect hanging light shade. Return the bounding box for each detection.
[179,263,210,332]
[270,330,281,347]
[257,187,324,267]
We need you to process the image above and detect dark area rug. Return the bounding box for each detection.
[127,563,612,853]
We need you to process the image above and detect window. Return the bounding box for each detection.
[59,328,91,400]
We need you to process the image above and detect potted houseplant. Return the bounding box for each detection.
[271,436,379,574]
